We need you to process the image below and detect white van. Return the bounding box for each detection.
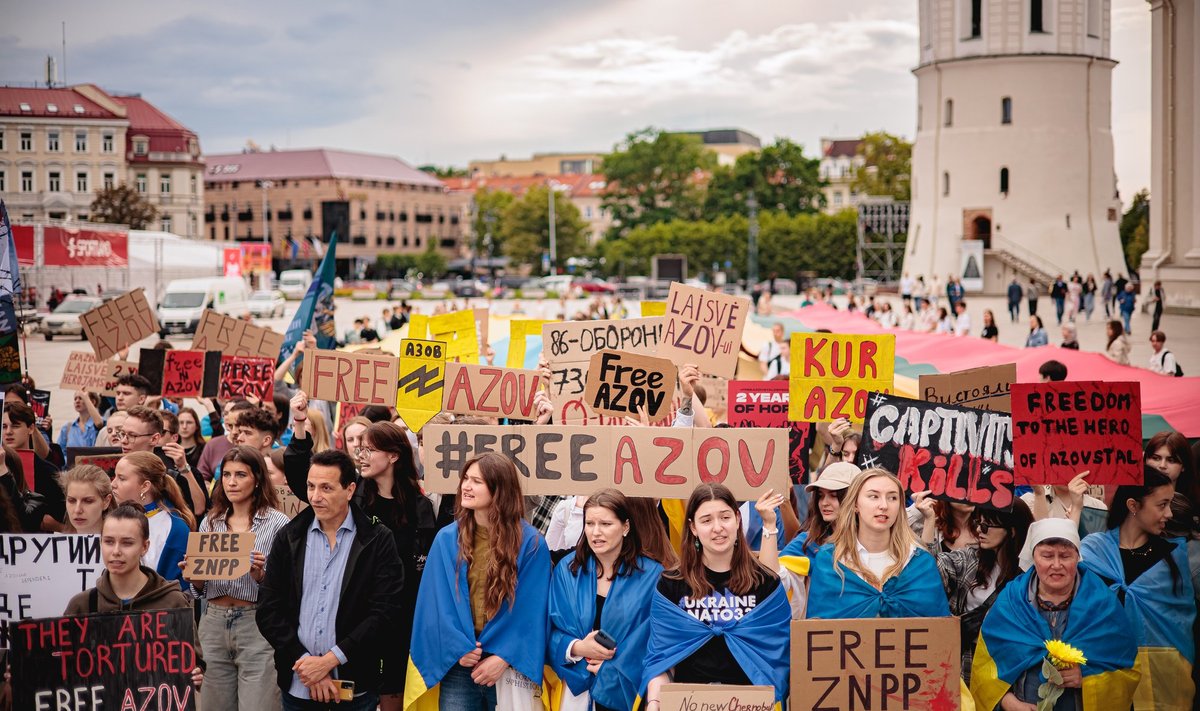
[157,276,251,336]
[278,269,314,300]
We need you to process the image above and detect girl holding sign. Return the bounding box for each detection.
[59,464,116,534]
[182,446,290,711]
[547,489,663,711]
[406,452,550,710]
[1079,468,1196,709]
[111,451,194,585]
[807,469,951,619]
[641,484,790,709]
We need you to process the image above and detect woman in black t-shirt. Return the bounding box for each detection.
[642,484,791,708]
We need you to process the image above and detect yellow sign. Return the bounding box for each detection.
[429,310,479,362]
[641,301,666,317]
[408,314,429,339]
[506,319,557,369]
[396,339,447,432]
[788,333,895,423]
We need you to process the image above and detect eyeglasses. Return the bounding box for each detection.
[975,520,1002,534]
[114,431,155,442]
[355,446,376,459]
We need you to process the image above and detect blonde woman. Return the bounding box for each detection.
[110,451,195,585]
[59,465,116,534]
[806,469,951,618]
[306,408,331,453]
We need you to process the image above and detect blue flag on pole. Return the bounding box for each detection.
[279,233,337,363]
[0,199,23,334]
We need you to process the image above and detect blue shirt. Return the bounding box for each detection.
[58,418,99,449]
[289,509,357,699]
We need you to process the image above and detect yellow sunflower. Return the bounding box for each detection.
[1044,639,1087,669]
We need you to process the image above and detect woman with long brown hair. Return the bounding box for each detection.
[176,406,207,470]
[181,445,289,711]
[406,452,550,710]
[641,484,790,709]
[547,489,663,710]
[110,450,194,585]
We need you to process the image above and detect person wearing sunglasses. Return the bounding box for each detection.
[913,493,1033,684]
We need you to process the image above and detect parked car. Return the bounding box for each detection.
[158,276,251,337]
[41,295,105,340]
[278,269,313,300]
[575,277,616,294]
[452,277,488,298]
[389,279,416,300]
[247,290,286,318]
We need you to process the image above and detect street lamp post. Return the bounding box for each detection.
[259,180,273,290]
[547,183,557,275]
[747,191,759,289]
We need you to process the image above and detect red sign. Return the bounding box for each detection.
[223,248,243,277]
[242,244,271,273]
[218,355,275,401]
[42,227,128,267]
[727,380,813,486]
[1011,381,1143,486]
[12,225,35,266]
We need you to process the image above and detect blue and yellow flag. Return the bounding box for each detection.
[971,564,1141,711]
[547,552,661,710]
[806,544,951,619]
[404,520,551,710]
[1080,529,1195,709]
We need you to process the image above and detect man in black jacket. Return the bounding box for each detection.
[257,449,403,710]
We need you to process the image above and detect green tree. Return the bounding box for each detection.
[501,184,588,272]
[601,127,716,237]
[418,165,469,178]
[1120,188,1150,270]
[703,139,825,218]
[414,241,447,278]
[89,184,158,229]
[850,131,912,201]
[374,253,418,278]
[471,188,514,258]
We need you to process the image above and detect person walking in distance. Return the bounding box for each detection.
[1025,278,1040,318]
[1149,280,1166,332]
[1006,278,1022,323]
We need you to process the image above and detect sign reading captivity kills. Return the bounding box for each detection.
[791,617,959,711]
[442,362,543,421]
[727,380,814,487]
[11,608,198,711]
[918,363,1016,413]
[863,392,1015,510]
[657,283,750,379]
[0,534,104,646]
[583,350,677,421]
[396,339,447,432]
[78,288,160,361]
[788,333,895,423]
[543,318,663,425]
[191,310,284,359]
[299,349,400,407]
[218,355,275,401]
[184,532,254,581]
[1010,381,1143,486]
[422,424,788,499]
[138,349,222,398]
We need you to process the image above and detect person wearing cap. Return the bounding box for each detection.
[971,518,1141,710]
[756,462,861,619]
[1079,468,1195,709]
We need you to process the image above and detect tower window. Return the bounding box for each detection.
[970,0,982,38]
[943,172,951,196]
[1031,0,1044,32]
[944,99,954,127]
[1086,0,1100,37]
[1000,167,1010,195]
[1001,97,1013,124]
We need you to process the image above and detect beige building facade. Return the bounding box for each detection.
[819,138,866,214]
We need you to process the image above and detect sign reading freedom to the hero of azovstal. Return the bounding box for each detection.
[789,333,895,423]
[656,283,750,379]
[863,392,1015,510]
[12,608,198,711]
[919,363,1016,413]
[442,362,543,421]
[1011,381,1143,486]
[543,317,663,425]
[791,617,959,711]
[422,424,788,498]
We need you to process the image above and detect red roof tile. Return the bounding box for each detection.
[823,139,862,159]
[203,148,444,188]
[0,86,123,120]
[114,95,198,157]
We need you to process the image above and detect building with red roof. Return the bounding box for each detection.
[819,137,865,214]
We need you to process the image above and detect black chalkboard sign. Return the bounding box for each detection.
[11,607,198,710]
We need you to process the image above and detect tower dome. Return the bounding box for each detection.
[904,0,1127,292]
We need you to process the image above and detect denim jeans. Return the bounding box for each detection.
[438,662,497,711]
[1122,310,1133,335]
[282,692,379,711]
[198,603,280,711]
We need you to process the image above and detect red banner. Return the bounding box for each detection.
[242,244,271,273]
[12,225,35,266]
[42,227,128,267]
[223,248,243,277]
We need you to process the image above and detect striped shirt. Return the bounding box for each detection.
[191,507,291,602]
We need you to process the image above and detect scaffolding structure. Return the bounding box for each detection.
[856,198,909,284]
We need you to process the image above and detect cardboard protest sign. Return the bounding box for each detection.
[218,355,275,400]
[657,283,750,379]
[0,534,103,646]
[699,375,728,414]
[919,363,1016,413]
[788,333,895,423]
[473,307,490,346]
[506,318,556,369]
[429,309,479,362]
[191,309,284,359]
[65,447,123,476]
[1011,381,1143,485]
[543,317,664,425]
[184,531,254,581]
[62,352,140,396]
[138,348,222,398]
[863,392,1014,509]
[791,617,959,711]
[274,485,308,519]
[422,424,788,498]
[394,338,447,432]
[659,684,774,710]
[728,381,813,486]
[299,349,400,407]
[408,313,429,339]
[443,362,543,421]
[11,608,198,710]
[583,350,677,421]
[79,287,159,360]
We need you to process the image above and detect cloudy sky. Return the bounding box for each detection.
[4,0,1152,194]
